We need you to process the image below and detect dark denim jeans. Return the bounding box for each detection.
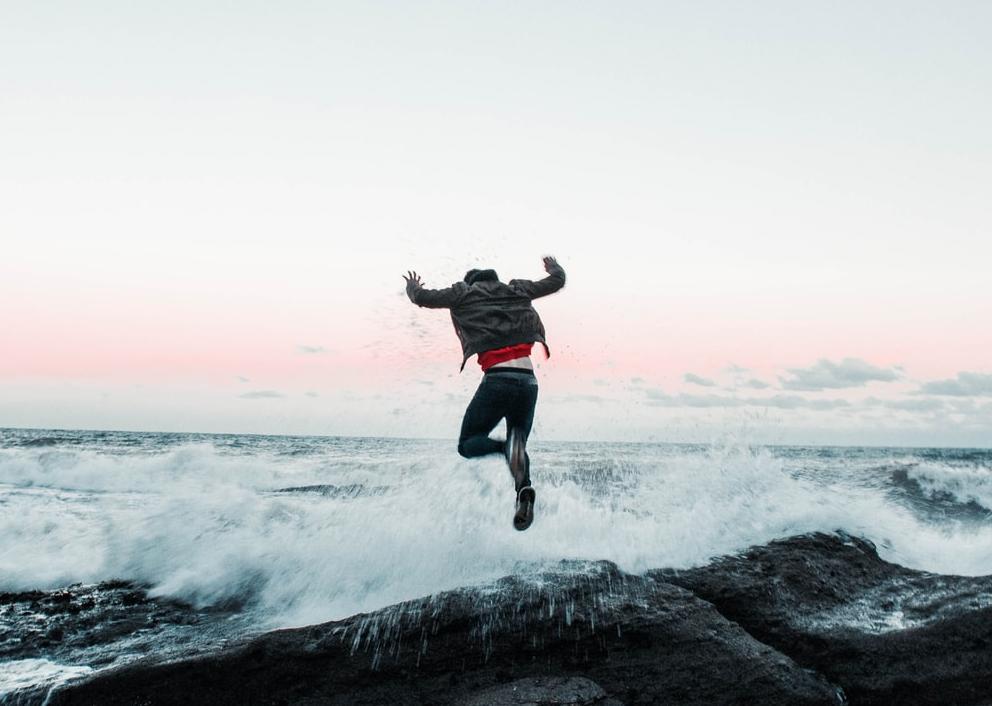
[458,370,538,489]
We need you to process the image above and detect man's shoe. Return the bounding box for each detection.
[514,486,536,531]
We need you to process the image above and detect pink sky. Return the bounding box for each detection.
[2,2,990,445]
[3,264,988,383]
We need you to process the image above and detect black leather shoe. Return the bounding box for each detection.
[514,486,536,531]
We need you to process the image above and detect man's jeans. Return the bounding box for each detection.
[457,369,538,490]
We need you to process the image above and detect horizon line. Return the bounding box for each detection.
[0,425,988,452]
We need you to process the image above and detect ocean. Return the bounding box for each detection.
[1,427,990,698]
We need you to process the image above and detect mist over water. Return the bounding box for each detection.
[1,428,990,631]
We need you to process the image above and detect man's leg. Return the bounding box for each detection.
[504,378,539,530]
[505,379,539,491]
[457,378,508,458]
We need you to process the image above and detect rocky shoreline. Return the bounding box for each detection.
[8,533,992,705]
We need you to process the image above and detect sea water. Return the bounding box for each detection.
[1,428,990,694]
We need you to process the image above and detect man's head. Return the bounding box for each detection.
[464,269,499,285]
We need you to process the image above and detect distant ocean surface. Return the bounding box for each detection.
[2,427,991,696]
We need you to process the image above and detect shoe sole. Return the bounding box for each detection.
[514,487,536,531]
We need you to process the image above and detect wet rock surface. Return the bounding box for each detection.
[0,581,248,671]
[45,562,838,705]
[13,533,992,705]
[457,676,623,705]
[653,532,992,705]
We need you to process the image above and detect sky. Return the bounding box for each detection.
[1,1,990,446]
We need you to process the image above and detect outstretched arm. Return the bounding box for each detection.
[509,256,566,300]
[403,270,462,309]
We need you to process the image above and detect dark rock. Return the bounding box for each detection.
[21,533,992,705]
[457,676,623,705]
[0,590,46,605]
[652,532,992,705]
[119,592,146,607]
[48,563,839,705]
[0,581,243,668]
[47,592,74,606]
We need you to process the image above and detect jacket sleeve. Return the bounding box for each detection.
[408,282,464,309]
[508,261,566,300]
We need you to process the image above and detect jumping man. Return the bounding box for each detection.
[403,256,566,530]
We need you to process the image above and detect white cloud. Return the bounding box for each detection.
[297,345,328,354]
[743,378,770,390]
[239,390,286,399]
[754,395,849,410]
[551,393,608,404]
[917,371,992,397]
[684,373,716,387]
[780,358,899,391]
[865,397,945,413]
[642,389,847,411]
[947,399,987,414]
[643,387,724,407]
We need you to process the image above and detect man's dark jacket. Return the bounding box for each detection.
[407,262,566,370]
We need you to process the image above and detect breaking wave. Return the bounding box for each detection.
[1,433,990,629]
[903,462,992,513]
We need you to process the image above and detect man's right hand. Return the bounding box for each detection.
[542,256,559,273]
[403,270,423,297]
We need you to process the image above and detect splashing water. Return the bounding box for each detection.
[1,429,990,631]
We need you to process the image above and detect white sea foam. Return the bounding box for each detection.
[906,462,992,512]
[1,440,990,630]
[0,659,91,701]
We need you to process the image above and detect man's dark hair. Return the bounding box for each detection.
[464,269,499,285]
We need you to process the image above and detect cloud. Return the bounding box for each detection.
[864,397,944,413]
[630,377,645,386]
[917,371,992,397]
[554,393,607,404]
[305,391,319,398]
[239,390,286,399]
[724,364,749,374]
[743,378,770,390]
[754,395,850,411]
[236,376,250,383]
[297,345,327,354]
[945,399,992,416]
[645,391,743,408]
[684,373,716,387]
[643,388,847,410]
[593,378,609,387]
[780,358,900,391]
